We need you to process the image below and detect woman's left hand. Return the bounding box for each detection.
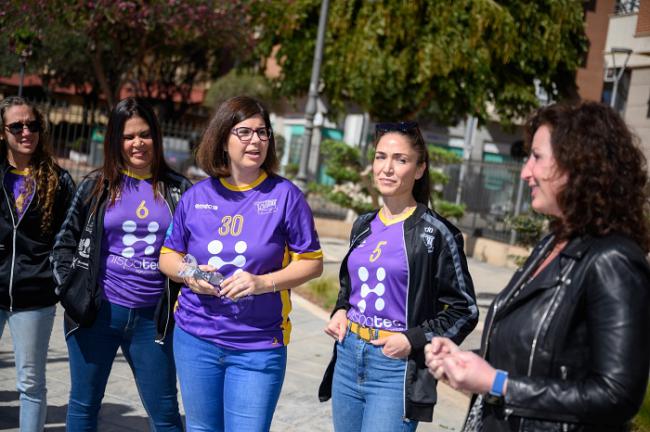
[219,271,269,300]
[370,333,412,359]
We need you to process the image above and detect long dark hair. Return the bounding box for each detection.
[196,96,278,177]
[0,96,59,233]
[90,97,170,205]
[374,121,431,206]
[525,102,650,252]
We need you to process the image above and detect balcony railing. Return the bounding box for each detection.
[615,0,640,15]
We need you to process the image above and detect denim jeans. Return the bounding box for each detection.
[331,330,418,432]
[65,301,182,432]
[173,326,287,432]
[0,305,56,432]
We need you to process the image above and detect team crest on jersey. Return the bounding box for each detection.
[254,199,278,215]
[421,233,435,253]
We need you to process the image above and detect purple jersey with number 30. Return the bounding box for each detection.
[163,172,322,350]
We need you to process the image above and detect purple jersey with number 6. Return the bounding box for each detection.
[99,174,171,308]
[163,172,322,350]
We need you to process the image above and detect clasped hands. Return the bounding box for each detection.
[183,265,268,300]
[424,337,499,395]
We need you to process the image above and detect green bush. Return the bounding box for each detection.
[299,277,339,310]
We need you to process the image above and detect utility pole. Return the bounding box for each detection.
[455,115,478,205]
[607,47,633,111]
[295,0,330,193]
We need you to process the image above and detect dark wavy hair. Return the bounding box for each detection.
[525,101,650,252]
[0,96,59,233]
[90,97,170,206]
[196,96,278,177]
[374,122,431,206]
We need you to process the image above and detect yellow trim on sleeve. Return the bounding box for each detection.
[378,207,416,226]
[219,171,268,191]
[160,246,185,255]
[289,250,324,261]
[9,169,29,176]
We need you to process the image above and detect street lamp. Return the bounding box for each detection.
[295,0,330,193]
[606,47,633,110]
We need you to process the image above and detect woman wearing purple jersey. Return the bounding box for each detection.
[0,96,75,432]
[319,121,478,431]
[51,98,191,431]
[159,96,323,432]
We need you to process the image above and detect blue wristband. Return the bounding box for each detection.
[489,369,508,397]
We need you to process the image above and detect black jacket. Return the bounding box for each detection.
[479,234,650,431]
[319,203,478,422]
[0,158,75,310]
[51,170,192,341]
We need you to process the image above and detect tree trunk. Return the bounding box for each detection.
[90,48,115,109]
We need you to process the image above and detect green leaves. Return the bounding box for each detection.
[256,0,587,124]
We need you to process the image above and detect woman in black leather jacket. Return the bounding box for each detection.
[425,102,650,432]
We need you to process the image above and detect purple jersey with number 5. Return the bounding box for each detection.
[163,172,322,350]
[346,211,410,331]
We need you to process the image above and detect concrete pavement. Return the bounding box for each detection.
[0,238,515,431]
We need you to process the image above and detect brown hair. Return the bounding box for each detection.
[90,97,170,206]
[0,97,59,234]
[525,102,650,252]
[196,96,278,177]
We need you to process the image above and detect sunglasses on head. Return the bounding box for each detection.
[4,120,41,135]
[375,121,419,138]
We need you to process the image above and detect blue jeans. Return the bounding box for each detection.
[173,326,287,432]
[331,330,418,432]
[0,305,56,432]
[65,301,182,432]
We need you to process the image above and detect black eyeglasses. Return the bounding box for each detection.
[231,127,272,142]
[375,121,420,139]
[4,120,41,135]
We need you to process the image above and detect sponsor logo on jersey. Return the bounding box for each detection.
[194,203,219,211]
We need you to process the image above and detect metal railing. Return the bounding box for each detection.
[615,0,640,15]
[17,100,528,243]
[441,160,531,243]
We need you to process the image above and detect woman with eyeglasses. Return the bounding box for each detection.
[159,95,323,431]
[0,96,75,431]
[51,97,190,431]
[318,121,478,431]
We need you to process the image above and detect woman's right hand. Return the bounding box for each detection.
[424,337,460,381]
[324,309,348,342]
[184,264,220,296]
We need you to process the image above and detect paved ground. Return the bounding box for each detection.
[0,238,514,431]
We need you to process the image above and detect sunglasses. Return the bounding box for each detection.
[4,120,41,135]
[375,121,419,139]
[231,127,272,142]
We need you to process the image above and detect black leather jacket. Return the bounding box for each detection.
[479,234,650,431]
[51,170,192,341]
[0,158,75,310]
[319,203,478,422]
